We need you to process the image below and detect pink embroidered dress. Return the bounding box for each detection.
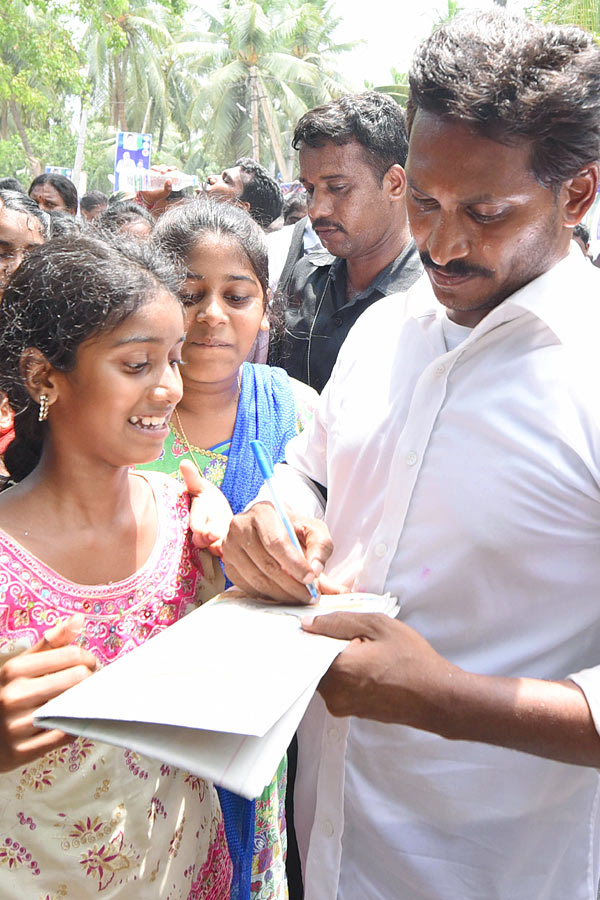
[0,470,231,899]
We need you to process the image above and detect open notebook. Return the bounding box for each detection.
[35,590,399,799]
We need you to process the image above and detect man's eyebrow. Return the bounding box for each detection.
[299,174,348,183]
[406,176,525,205]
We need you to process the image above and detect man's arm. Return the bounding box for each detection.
[303,612,600,767]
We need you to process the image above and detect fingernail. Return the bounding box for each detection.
[301,615,315,628]
[310,559,324,577]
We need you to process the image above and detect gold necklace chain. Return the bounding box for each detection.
[173,374,242,473]
[173,409,207,472]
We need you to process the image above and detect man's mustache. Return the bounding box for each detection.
[420,251,493,279]
[312,218,347,234]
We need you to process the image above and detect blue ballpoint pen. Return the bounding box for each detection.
[250,439,319,601]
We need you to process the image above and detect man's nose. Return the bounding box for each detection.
[308,189,333,222]
[427,212,470,267]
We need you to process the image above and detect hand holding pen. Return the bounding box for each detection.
[221,443,346,605]
[251,441,320,602]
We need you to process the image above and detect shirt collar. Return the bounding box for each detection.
[414,245,600,348]
[330,240,422,300]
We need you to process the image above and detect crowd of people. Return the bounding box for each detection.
[0,9,600,900]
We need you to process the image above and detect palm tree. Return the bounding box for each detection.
[534,0,599,38]
[173,0,352,179]
[83,0,177,134]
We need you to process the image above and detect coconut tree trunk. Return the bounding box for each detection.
[141,96,153,134]
[249,65,260,161]
[257,71,289,179]
[9,100,41,176]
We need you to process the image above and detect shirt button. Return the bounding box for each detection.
[435,364,446,376]
[322,819,334,838]
[374,542,387,558]
[327,727,340,742]
[405,451,418,466]
[333,314,343,326]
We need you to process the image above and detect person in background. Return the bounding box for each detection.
[28,173,78,216]
[0,234,231,899]
[274,91,422,391]
[573,222,591,257]
[139,194,318,900]
[283,192,308,226]
[98,200,155,240]
[0,190,48,300]
[205,158,283,230]
[79,190,108,222]
[0,189,48,476]
[223,12,600,900]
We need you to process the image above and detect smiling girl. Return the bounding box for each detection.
[0,235,231,898]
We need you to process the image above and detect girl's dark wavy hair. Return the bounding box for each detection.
[407,11,600,189]
[0,233,183,482]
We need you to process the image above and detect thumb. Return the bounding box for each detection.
[28,613,86,654]
[301,611,380,641]
[180,459,205,496]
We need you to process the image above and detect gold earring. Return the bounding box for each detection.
[38,394,49,422]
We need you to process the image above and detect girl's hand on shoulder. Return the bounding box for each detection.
[0,614,97,771]
[180,460,233,558]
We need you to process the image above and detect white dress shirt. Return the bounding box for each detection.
[268,248,600,899]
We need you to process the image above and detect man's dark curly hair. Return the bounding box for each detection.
[236,158,283,228]
[406,11,600,188]
[292,91,409,182]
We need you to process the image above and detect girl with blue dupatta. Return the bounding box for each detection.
[137,195,317,900]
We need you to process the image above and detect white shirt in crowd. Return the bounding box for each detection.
[264,247,600,900]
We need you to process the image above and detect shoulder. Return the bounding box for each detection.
[289,376,319,409]
[289,377,319,432]
[344,273,436,343]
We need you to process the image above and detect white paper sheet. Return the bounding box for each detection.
[34,591,398,798]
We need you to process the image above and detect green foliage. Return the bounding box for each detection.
[0,0,355,185]
[532,0,600,40]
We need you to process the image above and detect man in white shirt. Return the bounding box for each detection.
[222,11,600,899]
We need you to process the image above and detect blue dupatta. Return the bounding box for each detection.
[216,362,297,900]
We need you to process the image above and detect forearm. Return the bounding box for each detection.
[309,613,600,768]
[429,669,600,767]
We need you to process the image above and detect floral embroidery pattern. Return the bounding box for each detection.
[0,473,230,898]
[79,831,138,891]
[0,838,40,875]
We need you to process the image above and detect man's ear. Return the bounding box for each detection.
[384,163,407,201]
[561,162,599,227]
[236,198,252,215]
[19,348,59,406]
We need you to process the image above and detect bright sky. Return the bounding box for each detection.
[330,0,530,88]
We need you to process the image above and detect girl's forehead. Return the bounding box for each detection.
[84,291,184,350]
[186,234,257,277]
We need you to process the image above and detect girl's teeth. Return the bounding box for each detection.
[129,416,166,428]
